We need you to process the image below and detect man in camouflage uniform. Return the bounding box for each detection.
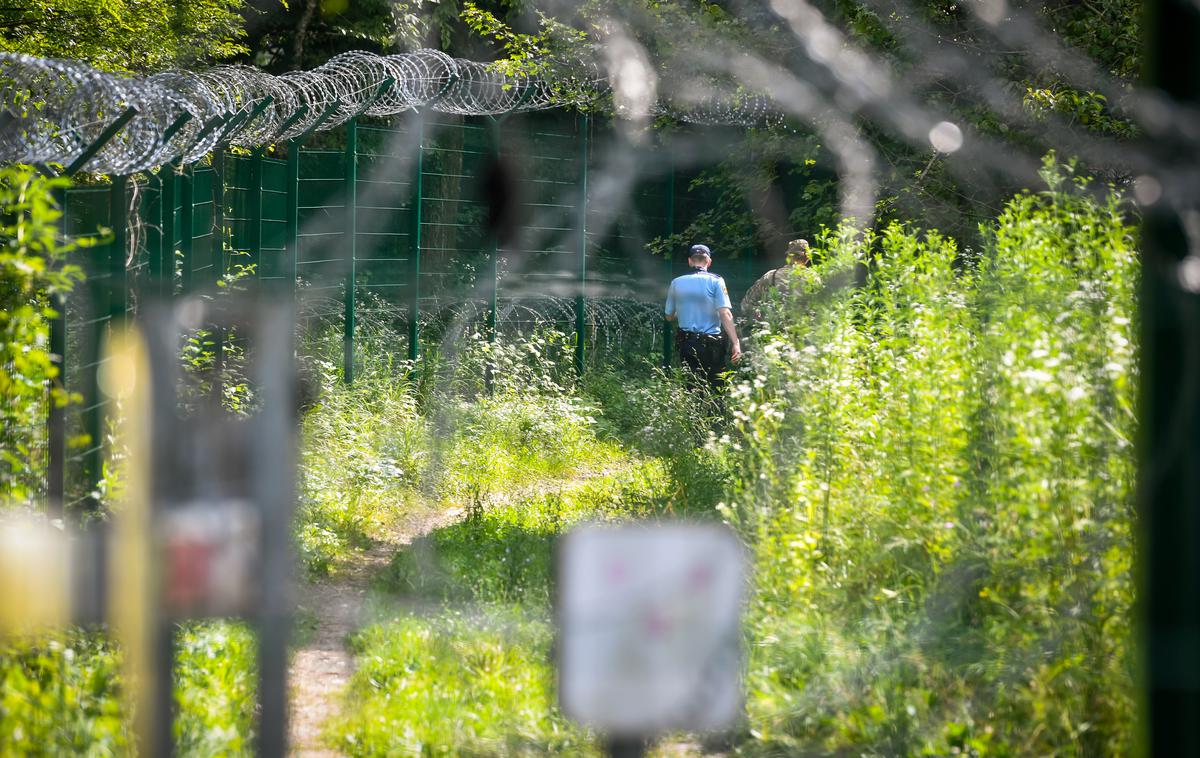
[740,238,810,319]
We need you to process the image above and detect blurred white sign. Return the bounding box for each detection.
[557,522,745,736]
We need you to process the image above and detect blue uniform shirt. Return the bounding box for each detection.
[665,269,733,335]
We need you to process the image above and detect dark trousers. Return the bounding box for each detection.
[676,330,728,391]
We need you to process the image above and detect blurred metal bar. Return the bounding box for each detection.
[253,299,297,757]
[605,738,647,758]
[1141,0,1200,750]
[142,301,183,758]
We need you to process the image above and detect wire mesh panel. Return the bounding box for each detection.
[225,153,255,280]
[584,135,674,361]
[353,119,416,350]
[416,114,492,343]
[60,186,111,511]
[499,111,586,335]
[186,167,220,293]
[134,177,160,305]
[259,156,289,286]
[296,147,347,321]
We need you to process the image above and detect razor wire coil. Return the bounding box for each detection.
[0,49,780,175]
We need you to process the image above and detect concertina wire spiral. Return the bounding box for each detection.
[0,49,782,175]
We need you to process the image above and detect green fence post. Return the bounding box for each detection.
[663,161,675,369]
[159,163,178,297]
[343,117,358,384]
[408,113,425,362]
[179,162,194,294]
[249,148,264,278]
[211,147,226,400]
[110,176,128,320]
[286,141,300,299]
[574,113,590,376]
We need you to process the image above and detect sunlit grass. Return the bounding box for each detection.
[329,612,596,757]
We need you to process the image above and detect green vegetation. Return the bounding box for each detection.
[0,630,126,754]
[0,621,256,755]
[0,0,1147,742]
[0,167,85,505]
[729,162,1137,754]
[0,0,254,72]
[0,147,1140,755]
[328,471,673,755]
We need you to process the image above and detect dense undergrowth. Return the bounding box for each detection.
[1,163,1137,756]
[0,621,257,755]
[728,163,1137,755]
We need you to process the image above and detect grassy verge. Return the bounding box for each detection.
[0,621,257,756]
[326,422,680,754]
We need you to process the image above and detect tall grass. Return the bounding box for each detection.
[727,162,1137,755]
[0,621,257,756]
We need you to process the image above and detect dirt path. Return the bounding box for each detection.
[287,506,462,757]
[286,463,676,756]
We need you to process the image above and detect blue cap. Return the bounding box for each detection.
[689,244,712,258]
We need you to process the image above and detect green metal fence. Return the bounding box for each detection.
[46,109,768,512]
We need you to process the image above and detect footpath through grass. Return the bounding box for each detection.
[296,326,724,755]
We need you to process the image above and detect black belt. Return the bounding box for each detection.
[678,330,723,340]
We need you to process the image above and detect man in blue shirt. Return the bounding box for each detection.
[664,244,742,390]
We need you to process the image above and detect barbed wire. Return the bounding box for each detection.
[0,48,785,176]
